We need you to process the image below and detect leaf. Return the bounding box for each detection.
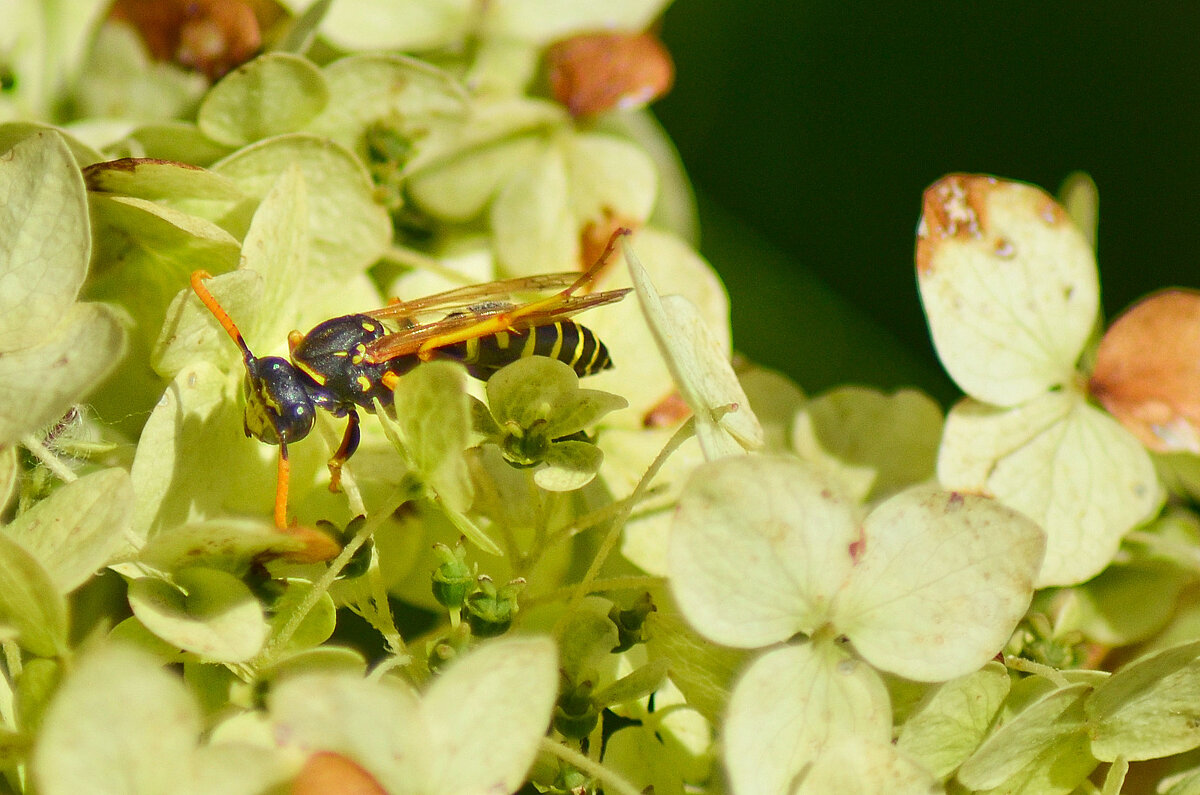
[832,485,1044,682]
[723,639,891,795]
[32,645,201,795]
[4,467,133,593]
[938,390,1162,587]
[128,567,268,663]
[1086,639,1200,761]
[1089,290,1200,453]
[0,528,69,657]
[916,174,1099,406]
[199,53,330,147]
[669,455,857,647]
[895,662,1010,779]
[957,681,1093,790]
[0,130,89,348]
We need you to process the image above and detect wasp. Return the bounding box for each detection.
[190,228,632,528]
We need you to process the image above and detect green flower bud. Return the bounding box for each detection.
[431,540,473,610]
[553,678,598,739]
[608,592,656,653]
[464,576,525,638]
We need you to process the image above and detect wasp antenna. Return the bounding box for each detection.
[567,227,633,294]
[190,270,255,359]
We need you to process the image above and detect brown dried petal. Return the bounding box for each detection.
[547,32,674,118]
[1090,289,1200,453]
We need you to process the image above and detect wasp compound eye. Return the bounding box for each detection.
[242,356,316,445]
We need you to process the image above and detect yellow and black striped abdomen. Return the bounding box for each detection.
[448,321,613,379]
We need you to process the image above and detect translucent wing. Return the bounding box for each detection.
[363,287,631,362]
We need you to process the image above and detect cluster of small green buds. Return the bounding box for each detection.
[608,592,656,653]
[431,539,473,610]
[1008,612,1089,669]
[464,576,526,638]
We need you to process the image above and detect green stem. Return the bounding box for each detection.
[20,434,76,483]
[253,481,417,669]
[539,737,642,795]
[553,420,694,637]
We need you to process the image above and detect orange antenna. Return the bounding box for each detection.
[190,271,254,360]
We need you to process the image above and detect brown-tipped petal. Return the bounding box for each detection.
[1091,289,1200,453]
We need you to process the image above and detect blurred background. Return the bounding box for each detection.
[655,2,1200,404]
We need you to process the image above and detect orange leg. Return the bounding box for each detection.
[274,445,291,528]
[414,227,630,359]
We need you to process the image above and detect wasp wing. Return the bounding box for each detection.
[365,272,591,324]
[363,287,631,362]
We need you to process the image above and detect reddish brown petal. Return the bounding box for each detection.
[1090,289,1200,452]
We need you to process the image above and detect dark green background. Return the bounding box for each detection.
[656,2,1200,403]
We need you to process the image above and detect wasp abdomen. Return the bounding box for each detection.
[447,321,613,379]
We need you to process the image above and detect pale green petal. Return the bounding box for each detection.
[724,640,891,795]
[280,0,473,52]
[32,645,201,795]
[795,738,943,795]
[1087,639,1200,762]
[0,130,89,348]
[669,455,856,647]
[423,636,558,794]
[792,386,942,504]
[128,567,268,663]
[83,158,243,201]
[491,144,576,274]
[481,0,671,44]
[623,238,761,456]
[198,53,330,147]
[4,467,133,593]
[917,175,1099,406]
[213,134,390,279]
[957,681,1093,791]
[534,441,603,491]
[938,391,1162,587]
[832,485,1043,682]
[0,302,125,448]
[895,662,1010,779]
[0,531,69,657]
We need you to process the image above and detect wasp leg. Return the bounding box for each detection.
[413,228,631,360]
[274,442,291,528]
[327,409,362,493]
